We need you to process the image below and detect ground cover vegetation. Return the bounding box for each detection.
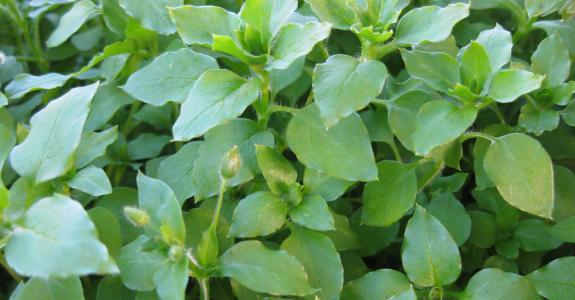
[1,0,575,299]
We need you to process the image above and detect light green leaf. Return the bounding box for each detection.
[136,172,185,244]
[157,141,202,204]
[267,22,331,70]
[101,0,130,37]
[9,83,98,183]
[85,84,135,131]
[193,119,274,199]
[527,257,574,300]
[360,108,394,144]
[46,0,100,47]
[550,216,575,243]
[218,240,316,296]
[475,24,513,71]
[483,133,554,219]
[313,54,387,128]
[10,277,84,300]
[303,168,353,202]
[400,50,460,92]
[487,70,544,103]
[239,0,297,49]
[0,91,7,107]
[303,0,356,30]
[75,127,118,169]
[282,226,343,300]
[286,104,377,182]
[395,3,469,45]
[127,133,170,161]
[154,258,188,300]
[525,0,564,18]
[341,269,415,300]
[69,166,112,196]
[290,195,335,231]
[412,100,478,155]
[5,73,70,99]
[531,35,571,87]
[518,104,560,135]
[96,276,136,300]
[5,194,118,277]
[169,5,240,45]
[122,49,218,105]
[255,144,297,195]
[461,269,541,300]
[212,34,267,65]
[118,236,165,291]
[229,191,288,238]
[369,0,410,26]
[173,69,260,141]
[460,42,491,93]
[325,212,361,251]
[427,193,471,246]
[362,161,417,227]
[552,165,575,221]
[534,20,575,55]
[401,206,461,287]
[468,210,497,249]
[120,0,182,34]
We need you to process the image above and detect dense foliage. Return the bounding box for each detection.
[1,0,575,299]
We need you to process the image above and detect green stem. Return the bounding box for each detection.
[460,131,496,143]
[212,178,227,230]
[200,279,210,300]
[489,104,507,125]
[0,254,22,283]
[390,140,402,162]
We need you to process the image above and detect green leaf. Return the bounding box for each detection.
[154,258,188,300]
[9,83,98,183]
[534,20,575,55]
[169,5,240,45]
[10,277,84,300]
[127,133,170,161]
[303,168,353,202]
[286,104,377,182]
[487,69,544,103]
[360,108,394,144]
[531,35,571,87]
[136,172,185,244]
[395,3,469,45]
[483,133,554,219]
[461,269,541,300]
[528,257,575,300]
[46,0,99,48]
[218,240,316,296]
[268,22,331,70]
[118,235,165,291]
[212,34,267,65]
[5,73,70,99]
[387,90,438,150]
[0,91,7,107]
[75,127,118,169]
[101,0,130,37]
[341,269,415,300]
[475,24,513,71]
[157,141,202,204]
[290,195,335,231]
[5,194,118,277]
[303,0,356,30]
[85,84,135,131]
[552,166,575,220]
[68,166,113,196]
[173,70,261,141]
[518,104,560,135]
[325,212,361,251]
[229,191,288,238]
[313,54,387,128]
[400,50,460,92]
[549,216,575,243]
[401,206,461,287]
[525,0,564,18]
[412,100,478,155]
[426,193,471,246]
[362,161,417,227]
[369,0,410,26]
[96,276,136,300]
[513,219,562,252]
[468,210,497,249]
[89,207,123,258]
[122,49,218,106]
[255,144,297,195]
[239,0,297,49]
[120,0,182,34]
[282,226,343,300]
[460,42,491,93]
[192,119,274,199]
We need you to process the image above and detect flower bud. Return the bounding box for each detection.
[123,206,150,227]
[220,145,241,179]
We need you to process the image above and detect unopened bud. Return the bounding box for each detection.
[124,206,150,227]
[220,145,241,179]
